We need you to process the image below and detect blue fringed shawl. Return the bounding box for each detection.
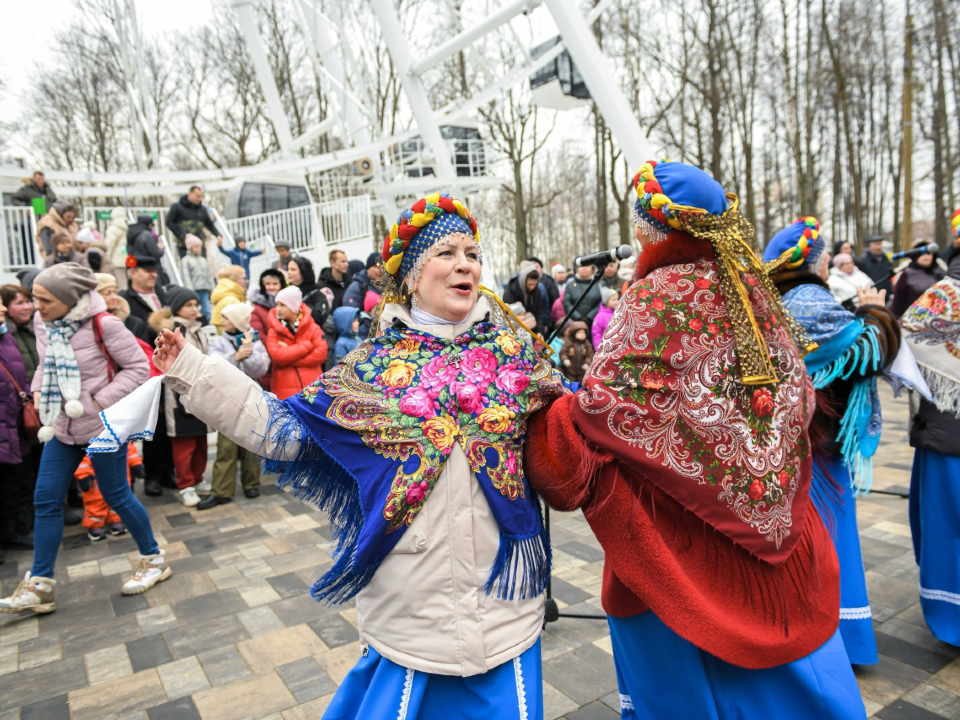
[783,284,883,495]
[261,321,567,605]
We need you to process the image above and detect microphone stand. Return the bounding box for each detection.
[546,263,608,345]
[541,261,609,625]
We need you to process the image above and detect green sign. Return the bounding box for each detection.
[96,209,159,222]
[31,198,47,216]
[96,211,113,221]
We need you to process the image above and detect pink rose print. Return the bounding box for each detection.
[399,386,437,419]
[694,277,712,290]
[461,347,498,387]
[637,288,650,298]
[707,323,719,335]
[652,297,666,311]
[505,449,518,475]
[421,355,459,389]
[495,363,531,395]
[748,480,765,501]
[689,318,703,331]
[453,382,485,415]
[405,480,430,505]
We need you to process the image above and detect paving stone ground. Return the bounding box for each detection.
[0,385,958,718]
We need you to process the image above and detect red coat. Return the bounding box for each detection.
[264,304,327,400]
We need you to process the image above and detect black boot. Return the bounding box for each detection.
[197,495,231,510]
[144,477,163,497]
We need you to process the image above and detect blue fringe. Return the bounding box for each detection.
[258,394,378,605]
[835,379,874,497]
[482,498,552,601]
[809,323,882,390]
[809,454,843,539]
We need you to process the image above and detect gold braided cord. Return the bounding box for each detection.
[763,247,804,276]
[667,194,817,385]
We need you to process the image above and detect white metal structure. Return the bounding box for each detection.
[0,207,38,285]
[0,0,648,283]
[113,0,160,170]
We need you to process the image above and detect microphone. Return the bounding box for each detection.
[890,242,939,261]
[575,245,634,268]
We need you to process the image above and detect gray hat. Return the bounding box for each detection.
[600,286,617,304]
[274,238,291,249]
[34,262,98,307]
[16,268,40,293]
[234,234,246,244]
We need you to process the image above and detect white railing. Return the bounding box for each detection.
[83,206,183,286]
[225,195,372,254]
[383,138,487,182]
[1,206,38,274]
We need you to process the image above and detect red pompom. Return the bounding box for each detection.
[436,196,456,213]
[125,256,137,268]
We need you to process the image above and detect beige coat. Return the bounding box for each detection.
[162,297,543,676]
[104,207,129,268]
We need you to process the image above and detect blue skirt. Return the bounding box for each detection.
[910,448,960,646]
[322,640,542,720]
[820,453,879,664]
[609,612,866,719]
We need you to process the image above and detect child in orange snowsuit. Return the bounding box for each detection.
[74,444,145,542]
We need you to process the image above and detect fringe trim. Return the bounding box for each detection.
[809,323,882,390]
[920,366,960,418]
[482,498,552,601]
[809,454,844,539]
[259,394,378,605]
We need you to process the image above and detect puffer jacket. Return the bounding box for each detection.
[558,320,594,383]
[35,206,78,258]
[208,331,271,379]
[332,306,360,363]
[31,291,149,445]
[0,332,28,464]
[264,304,326,399]
[210,278,246,331]
[161,296,543,676]
[181,253,216,292]
[104,207,129,267]
[6,318,39,384]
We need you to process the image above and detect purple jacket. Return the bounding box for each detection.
[31,291,149,445]
[592,305,614,350]
[0,332,28,464]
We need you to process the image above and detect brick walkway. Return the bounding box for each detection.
[1,385,959,719]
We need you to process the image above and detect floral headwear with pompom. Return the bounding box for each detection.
[762,217,823,274]
[382,193,480,287]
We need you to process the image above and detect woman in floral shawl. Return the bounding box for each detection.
[524,160,866,718]
[763,217,901,666]
[901,255,960,646]
[151,194,567,719]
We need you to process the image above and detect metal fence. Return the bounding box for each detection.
[225,195,372,253]
[0,206,38,275]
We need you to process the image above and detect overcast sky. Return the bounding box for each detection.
[0,0,215,155]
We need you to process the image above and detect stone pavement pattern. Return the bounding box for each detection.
[0,385,959,719]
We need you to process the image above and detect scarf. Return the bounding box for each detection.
[575,254,814,565]
[263,318,569,604]
[781,283,882,494]
[901,276,960,417]
[39,293,89,439]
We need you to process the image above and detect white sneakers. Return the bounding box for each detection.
[196,479,212,496]
[121,551,172,595]
[0,573,56,614]
[179,487,201,507]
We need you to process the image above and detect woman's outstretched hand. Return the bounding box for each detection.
[153,328,186,373]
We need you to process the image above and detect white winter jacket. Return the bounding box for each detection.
[104,207,129,268]
[162,296,544,676]
[828,266,873,306]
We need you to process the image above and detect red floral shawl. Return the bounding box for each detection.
[574,236,816,564]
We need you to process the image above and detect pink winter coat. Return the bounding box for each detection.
[592,305,614,350]
[550,291,566,326]
[31,290,149,445]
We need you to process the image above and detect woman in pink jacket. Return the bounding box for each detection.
[0,264,169,617]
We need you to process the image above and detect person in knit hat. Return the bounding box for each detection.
[180,234,216,319]
[0,264,168,614]
[271,238,292,272]
[202,302,270,509]
[264,285,326,399]
[43,231,89,269]
[149,286,209,508]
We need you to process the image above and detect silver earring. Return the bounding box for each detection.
[410,294,419,311]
